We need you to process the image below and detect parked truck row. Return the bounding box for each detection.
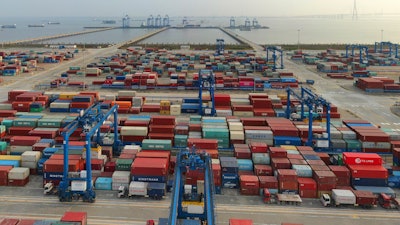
[118,181,166,200]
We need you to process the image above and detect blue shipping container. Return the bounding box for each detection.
[274,136,302,146]
[222,173,239,189]
[237,159,253,171]
[95,177,113,190]
[132,175,167,183]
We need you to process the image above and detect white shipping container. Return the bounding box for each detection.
[50,102,70,109]
[10,146,33,154]
[230,131,244,140]
[123,145,142,151]
[112,171,131,183]
[21,161,37,169]
[112,182,129,191]
[118,90,136,97]
[211,159,220,165]
[104,95,116,101]
[120,126,148,136]
[197,180,205,195]
[21,151,41,162]
[0,103,12,110]
[170,105,181,116]
[332,189,356,205]
[184,185,192,194]
[245,139,274,146]
[71,180,87,191]
[81,150,101,159]
[187,205,204,214]
[233,111,254,117]
[228,122,243,131]
[8,167,30,180]
[216,110,233,117]
[129,181,148,196]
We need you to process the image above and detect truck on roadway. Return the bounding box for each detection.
[263,188,302,205]
[118,181,165,200]
[321,189,377,208]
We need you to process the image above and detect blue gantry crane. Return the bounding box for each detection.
[58,103,119,203]
[266,46,284,71]
[345,44,369,64]
[163,147,215,225]
[374,41,399,58]
[198,69,216,116]
[286,87,331,148]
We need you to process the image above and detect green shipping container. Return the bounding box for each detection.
[202,128,229,138]
[190,115,202,122]
[0,141,7,151]
[38,118,63,128]
[13,118,38,127]
[345,139,362,149]
[116,159,133,171]
[30,107,44,113]
[174,135,188,148]
[1,119,14,129]
[142,139,172,150]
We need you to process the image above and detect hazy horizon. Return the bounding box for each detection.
[0,0,399,18]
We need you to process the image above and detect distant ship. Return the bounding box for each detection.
[1,24,16,28]
[48,21,60,25]
[102,20,116,24]
[28,24,45,27]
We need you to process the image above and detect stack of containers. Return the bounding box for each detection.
[313,170,337,197]
[251,143,272,178]
[343,120,391,153]
[277,169,298,194]
[343,152,388,187]
[249,93,275,117]
[112,171,131,191]
[234,144,251,160]
[267,118,301,146]
[174,122,189,148]
[242,118,273,146]
[120,116,149,144]
[130,156,169,185]
[21,151,41,175]
[212,159,222,194]
[228,121,244,145]
[69,95,94,113]
[214,94,232,116]
[159,100,171,115]
[329,165,351,187]
[49,100,71,113]
[8,167,30,186]
[148,115,175,144]
[202,117,230,149]
[239,175,260,195]
[10,136,41,155]
[0,166,12,186]
[220,156,239,189]
[43,155,81,186]
[0,141,7,155]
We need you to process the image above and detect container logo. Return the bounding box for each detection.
[355,158,362,164]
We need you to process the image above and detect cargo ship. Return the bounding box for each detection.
[28,24,45,27]
[48,21,60,25]
[102,20,116,24]
[1,24,16,28]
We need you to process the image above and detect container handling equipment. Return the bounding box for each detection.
[266,46,284,71]
[159,147,216,225]
[58,103,120,203]
[198,69,216,117]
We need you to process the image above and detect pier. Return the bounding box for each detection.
[119,27,169,47]
[0,27,115,46]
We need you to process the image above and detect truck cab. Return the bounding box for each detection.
[117,186,127,198]
[320,193,331,207]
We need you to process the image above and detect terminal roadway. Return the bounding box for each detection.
[0,190,399,225]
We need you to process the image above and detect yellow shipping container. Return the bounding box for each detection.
[59,92,78,100]
[0,155,22,161]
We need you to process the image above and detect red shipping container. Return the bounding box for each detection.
[104,161,116,172]
[0,218,20,225]
[136,151,170,159]
[43,159,81,172]
[296,146,314,152]
[234,147,251,159]
[317,152,331,165]
[271,158,291,170]
[15,219,37,225]
[240,175,260,188]
[9,136,41,146]
[229,219,253,225]
[151,115,175,125]
[0,110,17,117]
[352,190,377,206]
[32,142,51,152]
[277,169,298,181]
[279,180,298,191]
[258,176,278,189]
[287,154,304,160]
[8,126,34,136]
[269,147,288,158]
[124,120,150,127]
[270,126,299,137]
[289,158,308,165]
[241,118,267,126]
[329,165,351,177]
[240,187,260,195]
[149,125,175,133]
[299,189,317,198]
[131,157,168,176]
[313,170,337,184]
[61,211,87,225]
[84,159,104,171]
[121,135,146,143]
[317,182,336,191]
[254,164,273,176]
[0,177,8,186]
[8,176,29,186]
[297,177,317,190]
[347,164,388,179]
[189,124,202,132]
[250,142,268,153]
[0,166,13,179]
[197,149,219,159]
[336,177,350,186]
[309,164,330,171]
[342,152,383,165]
[187,138,218,149]
[307,159,326,166]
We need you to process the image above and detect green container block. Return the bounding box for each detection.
[345,139,362,149]
[13,118,38,127]
[30,107,44,113]
[174,135,188,148]
[116,158,133,171]
[202,128,230,138]
[190,115,202,122]
[1,119,14,129]
[38,118,63,128]
[142,139,172,150]
[0,141,7,151]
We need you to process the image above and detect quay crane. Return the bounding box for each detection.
[58,103,120,203]
[215,39,225,56]
[158,147,215,225]
[374,41,399,58]
[198,69,216,117]
[286,87,331,148]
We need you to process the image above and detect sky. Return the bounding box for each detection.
[0,0,399,18]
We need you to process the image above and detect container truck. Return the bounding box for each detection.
[118,181,165,200]
[263,188,302,205]
[321,189,377,208]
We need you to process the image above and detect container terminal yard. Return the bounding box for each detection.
[0,25,400,225]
